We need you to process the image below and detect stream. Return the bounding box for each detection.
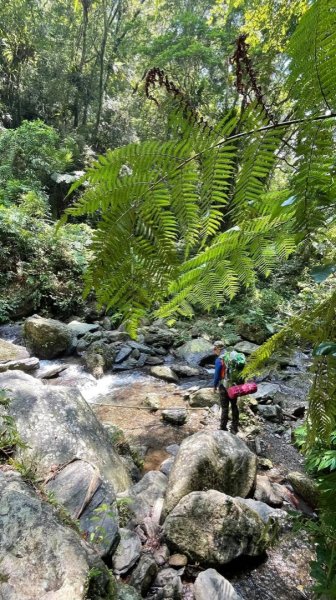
[32,352,315,600]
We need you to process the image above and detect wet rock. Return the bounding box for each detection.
[0,356,39,373]
[163,490,276,564]
[0,469,116,600]
[257,404,283,422]
[234,340,260,355]
[160,457,175,476]
[170,364,205,378]
[162,409,187,426]
[194,568,242,600]
[150,366,179,383]
[117,583,142,599]
[36,362,67,379]
[128,555,158,596]
[115,345,133,363]
[175,338,214,366]
[287,471,319,508]
[83,351,105,378]
[254,475,284,507]
[0,370,131,493]
[169,554,188,568]
[164,431,257,516]
[0,338,29,361]
[189,388,218,408]
[253,383,280,402]
[24,315,73,359]
[145,356,165,366]
[152,567,183,598]
[112,529,142,574]
[68,320,100,337]
[125,471,168,525]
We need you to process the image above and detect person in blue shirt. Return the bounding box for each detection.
[213,340,240,433]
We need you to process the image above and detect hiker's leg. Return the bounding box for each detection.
[230,398,239,433]
[219,385,229,430]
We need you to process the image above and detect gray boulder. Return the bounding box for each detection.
[24,315,73,359]
[160,457,175,477]
[287,471,319,507]
[253,383,280,402]
[234,341,260,355]
[142,326,176,348]
[128,555,158,596]
[235,497,287,529]
[253,475,284,507]
[124,471,168,525]
[115,345,133,363]
[0,469,116,600]
[0,371,131,493]
[112,529,142,574]
[164,431,257,516]
[257,404,283,422]
[67,320,100,337]
[150,366,179,383]
[163,490,276,564]
[189,388,218,408]
[194,569,242,600]
[175,338,214,366]
[161,409,187,426]
[152,568,183,598]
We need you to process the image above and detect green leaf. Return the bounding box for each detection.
[313,342,336,357]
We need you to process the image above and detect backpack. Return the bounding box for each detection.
[221,350,246,385]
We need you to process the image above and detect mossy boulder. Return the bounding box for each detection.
[24,315,73,359]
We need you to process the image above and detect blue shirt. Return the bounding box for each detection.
[214,356,224,388]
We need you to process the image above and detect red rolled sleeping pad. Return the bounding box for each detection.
[227,381,257,400]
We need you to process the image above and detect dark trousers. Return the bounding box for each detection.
[219,384,239,432]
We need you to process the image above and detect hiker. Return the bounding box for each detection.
[213,340,245,433]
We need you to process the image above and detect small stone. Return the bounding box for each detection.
[160,457,174,476]
[168,554,188,568]
[189,388,218,408]
[145,356,165,366]
[153,545,170,566]
[254,475,283,507]
[115,345,133,364]
[162,409,187,426]
[194,568,242,600]
[257,404,283,422]
[258,457,273,470]
[102,316,112,330]
[165,444,180,456]
[143,394,161,412]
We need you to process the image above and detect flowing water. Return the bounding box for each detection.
[4,343,316,599]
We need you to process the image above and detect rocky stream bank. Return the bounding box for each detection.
[0,315,317,600]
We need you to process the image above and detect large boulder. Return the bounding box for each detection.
[234,341,260,355]
[67,320,100,337]
[194,569,242,600]
[175,338,214,366]
[163,490,276,564]
[189,388,218,408]
[0,338,29,361]
[122,471,168,525]
[150,366,179,383]
[24,315,73,359]
[287,471,319,508]
[0,469,116,600]
[0,370,131,493]
[164,431,257,516]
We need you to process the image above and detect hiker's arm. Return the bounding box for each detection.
[213,357,221,391]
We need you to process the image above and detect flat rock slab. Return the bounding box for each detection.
[194,568,243,600]
[35,363,68,379]
[0,370,131,493]
[150,366,179,383]
[0,470,115,600]
[0,339,29,362]
[0,356,39,373]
